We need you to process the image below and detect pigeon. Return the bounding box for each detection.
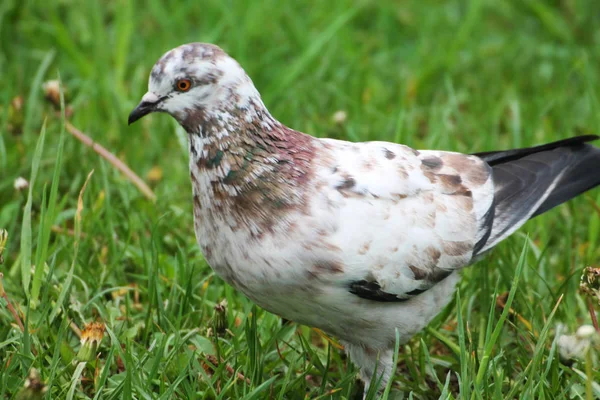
[129,42,600,394]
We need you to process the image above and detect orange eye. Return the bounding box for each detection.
[176,79,191,92]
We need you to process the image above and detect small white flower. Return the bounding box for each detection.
[42,80,60,94]
[332,110,347,125]
[576,324,596,339]
[558,324,599,361]
[14,177,29,191]
[43,80,61,106]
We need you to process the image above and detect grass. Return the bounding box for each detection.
[1,0,600,398]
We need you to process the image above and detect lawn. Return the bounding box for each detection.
[1,0,600,398]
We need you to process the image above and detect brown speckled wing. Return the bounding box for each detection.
[316,140,495,302]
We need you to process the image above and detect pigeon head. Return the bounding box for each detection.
[128,43,262,130]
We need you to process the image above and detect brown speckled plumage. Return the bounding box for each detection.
[188,105,315,234]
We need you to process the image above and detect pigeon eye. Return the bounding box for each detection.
[175,79,191,92]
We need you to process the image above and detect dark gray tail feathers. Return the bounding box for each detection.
[473,135,600,253]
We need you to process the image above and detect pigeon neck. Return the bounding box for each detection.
[185,99,288,166]
[186,101,316,231]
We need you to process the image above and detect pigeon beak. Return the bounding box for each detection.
[128,92,160,125]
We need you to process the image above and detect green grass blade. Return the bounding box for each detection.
[93,346,115,400]
[456,290,471,400]
[66,361,87,400]
[472,238,528,397]
[49,170,94,322]
[21,120,47,295]
[382,329,401,398]
[426,326,461,358]
[31,75,67,304]
[45,316,70,399]
[243,375,278,400]
[22,50,54,140]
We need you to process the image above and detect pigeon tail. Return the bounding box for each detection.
[473,135,600,253]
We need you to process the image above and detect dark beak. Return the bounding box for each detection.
[128,92,160,125]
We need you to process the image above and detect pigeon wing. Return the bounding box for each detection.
[314,140,495,301]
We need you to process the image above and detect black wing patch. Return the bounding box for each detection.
[349,263,456,302]
[348,278,452,302]
[349,280,409,302]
